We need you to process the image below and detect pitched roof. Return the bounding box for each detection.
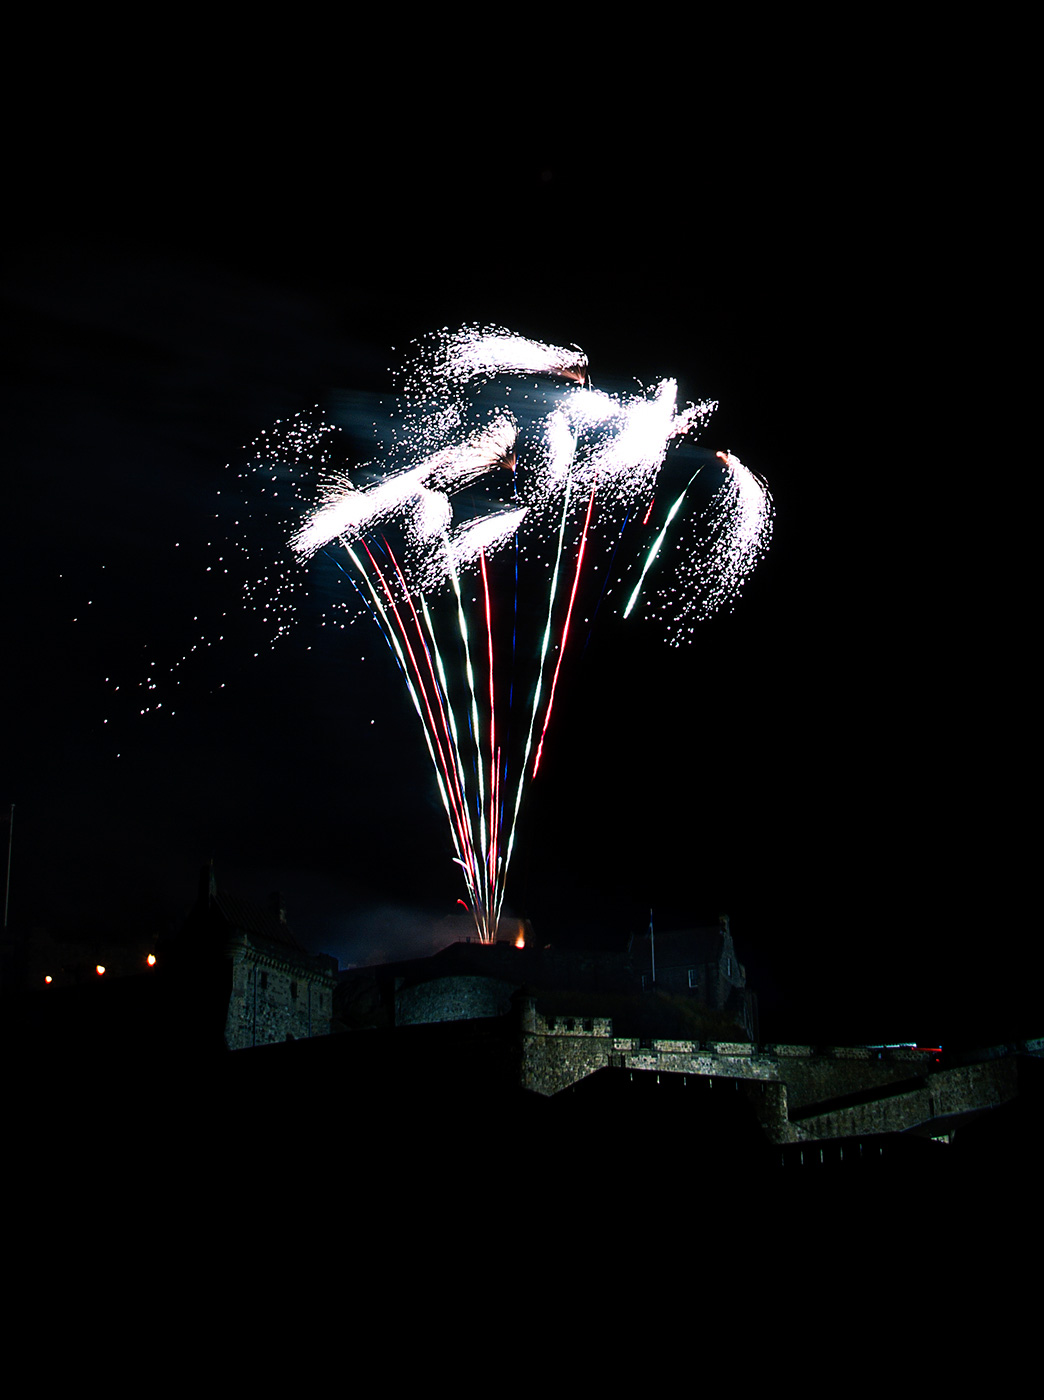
[211,889,306,954]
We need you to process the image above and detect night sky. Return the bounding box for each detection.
[1,74,1032,1048]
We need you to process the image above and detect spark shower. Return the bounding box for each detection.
[141,327,772,943]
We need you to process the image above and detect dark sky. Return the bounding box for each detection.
[1,74,1031,1045]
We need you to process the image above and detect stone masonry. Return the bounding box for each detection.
[225,944,338,1051]
[518,1000,1024,1144]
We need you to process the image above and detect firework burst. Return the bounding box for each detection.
[137,326,772,942]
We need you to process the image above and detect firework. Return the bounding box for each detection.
[142,326,772,942]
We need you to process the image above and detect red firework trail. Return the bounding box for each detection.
[478,549,499,888]
[360,539,479,906]
[383,542,476,860]
[532,482,598,778]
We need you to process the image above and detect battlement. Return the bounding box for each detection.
[520,1005,1020,1144]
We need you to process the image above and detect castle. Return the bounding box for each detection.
[3,867,1034,1169]
[180,871,1029,1161]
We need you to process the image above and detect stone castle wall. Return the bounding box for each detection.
[760,1043,929,1112]
[395,975,518,1027]
[518,1002,613,1095]
[226,950,336,1050]
[784,1058,1019,1143]
[517,1001,1022,1143]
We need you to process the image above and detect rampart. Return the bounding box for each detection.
[518,1001,1022,1144]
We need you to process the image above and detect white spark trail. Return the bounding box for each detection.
[290,415,517,563]
[431,326,589,387]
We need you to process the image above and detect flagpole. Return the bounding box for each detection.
[3,803,13,929]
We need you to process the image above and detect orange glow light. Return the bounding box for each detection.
[147,954,157,967]
[44,975,53,984]
[95,964,106,976]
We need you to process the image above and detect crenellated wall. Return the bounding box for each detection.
[519,999,613,1094]
[517,1000,1022,1143]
